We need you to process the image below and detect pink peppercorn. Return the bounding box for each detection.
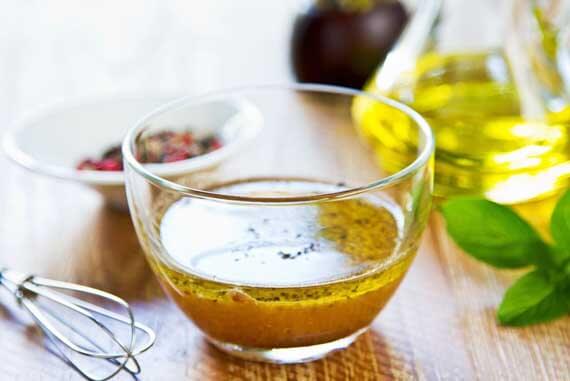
[210,138,222,150]
[163,151,189,163]
[76,159,98,171]
[181,132,193,145]
[95,159,122,171]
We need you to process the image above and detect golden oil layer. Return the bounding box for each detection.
[145,179,415,348]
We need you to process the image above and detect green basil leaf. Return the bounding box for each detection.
[442,198,549,268]
[548,246,570,269]
[551,190,570,259]
[498,270,569,326]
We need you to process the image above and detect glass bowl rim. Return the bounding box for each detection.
[122,83,434,205]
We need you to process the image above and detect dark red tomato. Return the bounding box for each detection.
[291,1,408,89]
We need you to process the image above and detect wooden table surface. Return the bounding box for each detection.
[0,1,568,380]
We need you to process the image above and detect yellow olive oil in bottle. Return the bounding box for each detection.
[354,0,570,204]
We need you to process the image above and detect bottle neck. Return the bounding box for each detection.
[506,0,570,116]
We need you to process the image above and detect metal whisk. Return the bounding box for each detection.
[0,268,156,380]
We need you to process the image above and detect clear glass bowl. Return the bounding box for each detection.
[123,84,434,364]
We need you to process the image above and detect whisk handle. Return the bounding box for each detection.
[0,268,34,301]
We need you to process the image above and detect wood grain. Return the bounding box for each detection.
[0,1,568,380]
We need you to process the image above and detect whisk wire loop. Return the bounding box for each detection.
[0,268,156,381]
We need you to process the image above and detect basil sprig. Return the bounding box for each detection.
[441,190,570,326]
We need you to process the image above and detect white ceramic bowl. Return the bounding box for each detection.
[2,95,262,210]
